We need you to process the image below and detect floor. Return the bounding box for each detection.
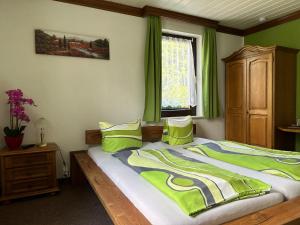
[0,181,113,225]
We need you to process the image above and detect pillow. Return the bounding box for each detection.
[99,120,142,153]
[162,116,193,145]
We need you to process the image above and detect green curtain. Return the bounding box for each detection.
[202,27,220,119]
[143,16,162,122]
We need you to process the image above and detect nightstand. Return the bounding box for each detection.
[0,143,60,202]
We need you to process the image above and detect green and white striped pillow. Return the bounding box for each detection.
[99,120,142,153]
[162,116,193,145]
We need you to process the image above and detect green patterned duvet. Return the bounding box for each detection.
[113,148,270,216]
[185,141,300,181]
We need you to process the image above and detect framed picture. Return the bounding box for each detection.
[35,29,110,60]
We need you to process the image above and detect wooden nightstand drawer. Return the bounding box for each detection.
[4,152,53,168]
[5,177,54,195]
[0,143,59,201]
[5,164,53,181]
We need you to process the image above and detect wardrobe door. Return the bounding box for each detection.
[225,59,246,143]
[246,54,273,148]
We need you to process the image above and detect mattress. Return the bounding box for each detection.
[88,144,283,225]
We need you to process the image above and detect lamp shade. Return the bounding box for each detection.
[35,117,47,128]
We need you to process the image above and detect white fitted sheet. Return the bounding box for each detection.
[147,138,300,200]
[88,143,283,225]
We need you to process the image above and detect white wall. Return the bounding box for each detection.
[0,0,243,177]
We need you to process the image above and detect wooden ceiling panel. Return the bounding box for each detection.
[110,0,300,30]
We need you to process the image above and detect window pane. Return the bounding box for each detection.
[161,36,196,110]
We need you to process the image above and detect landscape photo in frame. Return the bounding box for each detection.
[35,29,110,60]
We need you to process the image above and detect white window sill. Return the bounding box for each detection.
[142,116,205,126]
[161,115,204,120]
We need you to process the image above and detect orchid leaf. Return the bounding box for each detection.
[3,126,26,137]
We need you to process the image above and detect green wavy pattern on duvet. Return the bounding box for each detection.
[185,141,300,181]
[113,148,270,216]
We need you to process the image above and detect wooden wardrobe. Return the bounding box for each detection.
[223,45,298,150]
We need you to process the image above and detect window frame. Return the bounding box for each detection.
[161,32,197,118]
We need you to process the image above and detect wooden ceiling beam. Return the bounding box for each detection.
[217,25,244,36]
[54,0,143,17]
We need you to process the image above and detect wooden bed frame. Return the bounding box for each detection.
[70,125,300,225]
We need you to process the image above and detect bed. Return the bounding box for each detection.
[70,126,300,225]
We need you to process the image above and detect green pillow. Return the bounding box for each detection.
[99,120,142,153]
[162,116,193,145]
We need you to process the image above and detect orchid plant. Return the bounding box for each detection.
[4,89,36,137]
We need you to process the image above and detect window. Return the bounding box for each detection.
[161,32,198,117]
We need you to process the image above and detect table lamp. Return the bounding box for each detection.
[35,117,47,147]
